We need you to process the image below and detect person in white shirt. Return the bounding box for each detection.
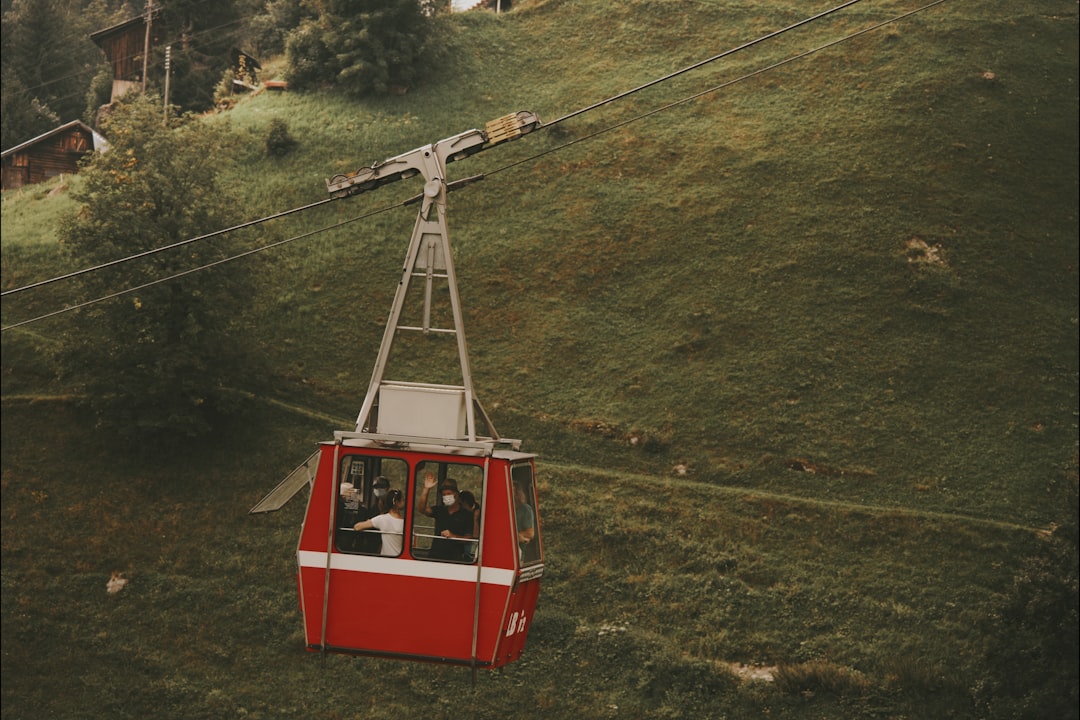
[353,489,405,556]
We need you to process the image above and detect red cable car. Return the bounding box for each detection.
[251,112,545,669]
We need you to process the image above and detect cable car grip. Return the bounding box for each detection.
[325,111,539,199]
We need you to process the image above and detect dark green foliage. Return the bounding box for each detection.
[56,95,256,446]
[83,63,115,127]
[264,117,297,156]
[975,469,1079,720]
[283,20,337,90]
[153,0,245,113]
[284,0,435,96]
[0,0,122,146]
[0,65,59,148]
[246,0,313,57]
[1,0,1077,718]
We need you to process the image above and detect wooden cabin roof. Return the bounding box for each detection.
[89,13,154,45]
[1,120,108,159]
[90,11,162,83]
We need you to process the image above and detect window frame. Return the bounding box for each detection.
[333,453,408,557]
[510,462,542,567]
[410,459,485,564]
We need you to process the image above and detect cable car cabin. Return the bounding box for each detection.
[296,432,543,668]
[252,112,547,668]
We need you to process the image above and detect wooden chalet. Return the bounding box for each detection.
[1,121,108,191]
[90,12,163,103]
[231,49,262,90]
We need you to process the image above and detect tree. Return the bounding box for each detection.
[1,0,121,146]
[58,95,255,446]
[152,0,245,112]
[245,0,312,57]
[0,65,59,149]
[285,0,437,96]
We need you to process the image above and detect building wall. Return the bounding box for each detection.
[1,127,95,191]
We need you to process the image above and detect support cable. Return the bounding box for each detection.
[2,0,947,331]
[0,197,335,298]
[1,202,396,332]
[489,0,948,179]
[543,0,864,128]
[2,0,872,301]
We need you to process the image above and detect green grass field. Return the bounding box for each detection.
[2,0,1077,717]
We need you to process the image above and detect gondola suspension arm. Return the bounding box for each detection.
[326,111,540,443]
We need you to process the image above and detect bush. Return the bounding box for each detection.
[283,0,434,97]
[264,118,297,157]
[213,69,237,110]
[283,22,336,91]
[57,95,255,446]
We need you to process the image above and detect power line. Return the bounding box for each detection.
[544,0,864,128]
[1,0,948,331]
[492,0,949,179]
[1,201,400,332]
[0,197,335,297]
[0,5,812,298]
[9,11,259,100]
[4,0,872,299]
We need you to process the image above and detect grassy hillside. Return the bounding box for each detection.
[2,0,1077,718]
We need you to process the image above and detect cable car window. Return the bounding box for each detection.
[511,464,542,565]
[412,461,483,563]
[335,455,408,556]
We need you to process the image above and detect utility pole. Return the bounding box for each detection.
[163,45,171,123]
[142,0,153,93]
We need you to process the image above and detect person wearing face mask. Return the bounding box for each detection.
[416,471,474,561]
[371,476,391,514]
[352,489,406,556]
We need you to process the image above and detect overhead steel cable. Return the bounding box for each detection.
[0,197,336,297]
[488,0,948,179]
[1,201,401,332]
[5,1,864,300]
[2,0,946,330]
[543,0,865,128]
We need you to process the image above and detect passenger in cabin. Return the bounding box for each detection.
[352,489,405,556]
[371,476,391,514]
[459,491,481,562]
[416,472,475,561]
[513,482,536,560]
[459,491,481,536]
[337,482,364,551]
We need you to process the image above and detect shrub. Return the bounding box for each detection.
[283,0,434,97]
[264,118,297,157]
[283,21,336,91]
[57,95,254,446]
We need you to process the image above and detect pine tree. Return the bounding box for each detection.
[285,0,436,96]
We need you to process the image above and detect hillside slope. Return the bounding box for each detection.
[2,0,1078,718]
[226,0,1077,526]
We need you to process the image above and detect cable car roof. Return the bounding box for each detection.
[329,430,535,461]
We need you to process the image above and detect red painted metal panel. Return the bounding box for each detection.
[494,578,541,666]
[298,563,522,664]
[295,442,540,667]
